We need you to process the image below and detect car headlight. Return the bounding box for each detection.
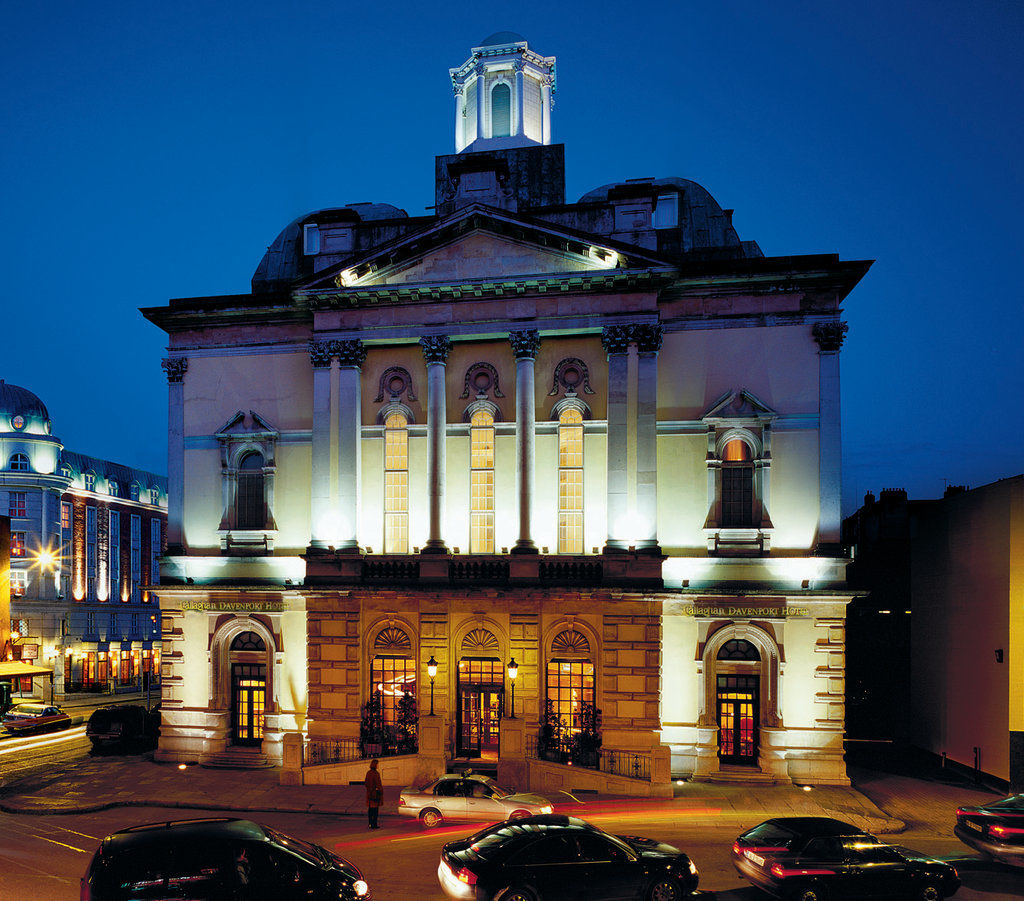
[688,860,698,875]
[352,879,369,897]
[540,805,553,814]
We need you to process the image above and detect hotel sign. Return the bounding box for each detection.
[679,605,811,618]
[181,600,285,613]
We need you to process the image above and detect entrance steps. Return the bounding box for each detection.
[200,747,274,769]
[700,765,786,785]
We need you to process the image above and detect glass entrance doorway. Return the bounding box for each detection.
[457,658,503,758]
[717,674,758,765]
[231,663,266,746]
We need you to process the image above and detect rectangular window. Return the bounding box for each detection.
[84,473,95,492]
[546,659,596,735]
[8,491,26,518]
[130,514,141,603]
[85,611,97,636]
[470,411,495,554]
[109,511,121,602]
[383,414,409,554]
[371,655,417,727]
[150,519,161,585]
[150,487,160,506]
[653,193,679,229]
[722,467,755,528]
[10,570,27,597]
[303,223,321,255]
[108,612,117,639]
[86,506,97,600]
[10,531,26,558]
[558,470,583,554]
[132,612,140,637]
[61,501,72,530]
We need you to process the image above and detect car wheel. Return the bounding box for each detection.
[509,809,531,820]
[790,885,828,901]
[498,888,536,901]
[647,876,681,901]
[918,882,943,901]
[420,808,443,828]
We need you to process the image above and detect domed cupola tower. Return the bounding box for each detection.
[450,32,556,153]
[0,380,64,477]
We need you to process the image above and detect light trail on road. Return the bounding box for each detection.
[0,725,87,755]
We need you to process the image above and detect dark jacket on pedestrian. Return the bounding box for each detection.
[365,760,383,808]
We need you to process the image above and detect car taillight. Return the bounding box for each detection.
[990,824,1024,837]
[732,841,741,854]
[770,864,836,878]
[456,867,478,885]
[80,878,92,901]
[956,808,970,818]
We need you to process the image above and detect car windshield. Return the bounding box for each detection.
[264,828,325,867]
[985,794,1024,811]
[478,778,511,798]
[9,705,47,716]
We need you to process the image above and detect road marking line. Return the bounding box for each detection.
[34,835,90,854]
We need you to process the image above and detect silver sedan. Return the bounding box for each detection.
[398,773,553,828]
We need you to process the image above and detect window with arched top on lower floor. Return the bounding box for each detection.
[470,408,495,553]
[384,411,409,553]
[558,408,584,554]
[546,629,595,735]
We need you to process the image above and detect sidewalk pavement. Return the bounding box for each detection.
[1,751,1003,836]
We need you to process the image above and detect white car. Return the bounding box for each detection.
[398,773,552,828]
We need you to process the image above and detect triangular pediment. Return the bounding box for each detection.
[298,204,672,293]
[215,410,279,439]
[702,389,777,424]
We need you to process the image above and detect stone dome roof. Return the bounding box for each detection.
[0,380,51,434]
[479,32,527,47]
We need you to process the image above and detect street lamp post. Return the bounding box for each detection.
[507,656,518,718]
[427,655,438,716]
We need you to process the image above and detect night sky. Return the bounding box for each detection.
[3,1,1020,513]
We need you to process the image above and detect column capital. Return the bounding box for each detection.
[420,335,452,365]
[308,339,335,369]
[632,323,664,355]
[601,325,632,356]
[161,357,188,384]
[508,329,541,360]
[335,339,367,368]
[813,320,848,352]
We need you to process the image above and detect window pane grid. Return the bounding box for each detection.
[371,655,416,726]
[557,410,585,554]
[546,659,595,734]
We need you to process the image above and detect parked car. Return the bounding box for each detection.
[87,704,159,751]
[81,817,370,900]
[1,702,72,736]
[399,773,552,828]
[955,794,1024,866]
[732,816,960,901]
[438,813,699,901]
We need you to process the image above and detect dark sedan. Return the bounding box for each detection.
[732,816,959,901]
[955,794,1024,866]
[437,813,699,901]
[2,703,72,736]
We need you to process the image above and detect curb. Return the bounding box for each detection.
[0,798,367,817]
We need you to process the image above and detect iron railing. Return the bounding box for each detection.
[525,735,651,781]
[303,737,417,766]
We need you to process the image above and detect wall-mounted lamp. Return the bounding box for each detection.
[507,656,518,718]
[427,655,438,715]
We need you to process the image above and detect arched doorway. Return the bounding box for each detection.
[230,630,266,746]
[456,628,503,760]
[716,638,760,765]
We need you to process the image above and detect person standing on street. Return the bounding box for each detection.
[365,758,383,829]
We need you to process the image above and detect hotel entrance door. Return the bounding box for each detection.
[231,663,266,746]
[457,658,503,758]
[717,674,758,765]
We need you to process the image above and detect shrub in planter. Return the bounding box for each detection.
[570,701,602,768]
[359,689,385,756]
[538,698,567,762]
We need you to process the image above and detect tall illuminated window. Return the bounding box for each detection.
[721,438,755,527]
[491,83,511,137]
[558,407,584,554]
[470,408,495,553]
[236,452,265,529]
[384,411,409,554]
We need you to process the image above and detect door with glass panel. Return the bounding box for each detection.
[717,674,758,764]
[457,658,503,758]
[232,663,266,746]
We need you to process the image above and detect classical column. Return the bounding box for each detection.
[474,65,485,143]
[509,329,540,553]
[309,340,334,549]
[541,75,552,144]
[335,339,366,552]
[602,326,631,552]
[513,59,526,137]
[452,84,465,151]
[420,335,452,554]
[633,324,663,553]
[813,321,848,551]
[161,357,188,554]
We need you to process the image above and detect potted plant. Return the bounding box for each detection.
[359,689,384,757]
[570,701,602,768]
[538,699,567,762]
[395,689,418,754]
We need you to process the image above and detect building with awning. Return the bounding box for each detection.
[0,661,54,679]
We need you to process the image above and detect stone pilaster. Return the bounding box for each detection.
[161,357,188,553]
[602,326,631,552]
[309,340,335,549]
[509,330,541,554]
[335,340,366,552]
[813,321,847,550]
[633,325,662,553]
[420,336,452,554]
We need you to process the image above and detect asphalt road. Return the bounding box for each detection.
[1,800,1021,900]
[0,723,90,783]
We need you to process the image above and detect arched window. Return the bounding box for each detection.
[384,412,409,554]
[721,438,754,527]
[108,480,119,498]
[236,452,266,529]
[130,483,141,501]
[470,408,495,553]
[558,408,584,554]
[547,630,595,738]
[491,82,511,137]
[231,630,266,651]
[8,453,30,472]
[717,638,760,661]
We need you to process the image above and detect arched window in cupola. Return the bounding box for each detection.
[491,82,511,137]
[8,453,30,472]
